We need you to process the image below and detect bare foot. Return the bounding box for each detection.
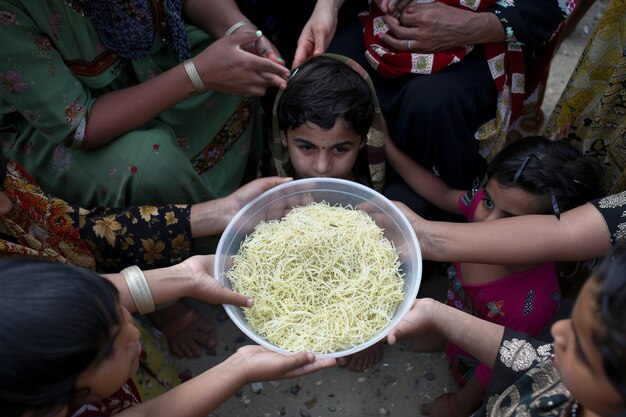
[336,343,382,371]
[151,301,216,358]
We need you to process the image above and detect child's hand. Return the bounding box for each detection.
[230,346,336,383]
[387,298,438,345]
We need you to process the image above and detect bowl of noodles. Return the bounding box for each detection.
[214,178,422,358]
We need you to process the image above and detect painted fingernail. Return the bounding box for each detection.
[277,57,285,62]
[255,30,262,37]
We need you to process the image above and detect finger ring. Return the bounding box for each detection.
[407,40,413,52]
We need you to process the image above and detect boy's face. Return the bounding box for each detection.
[282,120,364,181]
[551,277,624,415]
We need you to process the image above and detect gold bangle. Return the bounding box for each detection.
[121,265,155,314]
[183,59,207,93]
[224,20,255,37]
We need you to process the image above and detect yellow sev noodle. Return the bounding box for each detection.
[227,201,405,354]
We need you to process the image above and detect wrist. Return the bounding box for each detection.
[190,199,230,238]
[223,20,257,37]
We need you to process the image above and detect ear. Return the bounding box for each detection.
[0,190,13,216]
[281,132,288,147]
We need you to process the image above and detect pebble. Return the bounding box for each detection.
[379,408,388,415]
[357,377,367,383]
[299,410,311,417]
[243,398,251,405]
[289,384,301,396]
[315,380,323,386]
[304,397,317,409]
[279,406,286,416]
[424,371,436,381]
[328,406,337,413]
[251,382,263,394]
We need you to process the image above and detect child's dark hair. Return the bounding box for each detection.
[593,249,626,405]
[0,259,120,417]
[276,55,374,140]
[487,136,604,216]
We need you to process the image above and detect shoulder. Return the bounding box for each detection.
[589,191,626,248]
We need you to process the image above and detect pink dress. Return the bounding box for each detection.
[446,189,562,388]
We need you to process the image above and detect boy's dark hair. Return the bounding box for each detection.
[276,55,375,140]
[0,259,120,417]
[594,249,626,404]
[487,136,604,215]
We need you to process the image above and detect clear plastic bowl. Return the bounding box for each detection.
[214,178,422,358]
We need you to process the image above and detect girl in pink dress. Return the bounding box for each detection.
[386,135,604,416]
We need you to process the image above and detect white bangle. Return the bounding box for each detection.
[183,59,207,93]
[121,265,155,314]
[224,20,255,37]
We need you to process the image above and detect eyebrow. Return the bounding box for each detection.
[292,138,355,148]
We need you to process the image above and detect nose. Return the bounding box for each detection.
[550,318,568,348]
[312,152,332,176]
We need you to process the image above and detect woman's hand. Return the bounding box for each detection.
[229,345,337,383]
[293,1,342,68]
[191,177,292,237]
[179,255,252,307]
[221,176,293,223]
[194,30,290,95]
[381,2,504,53]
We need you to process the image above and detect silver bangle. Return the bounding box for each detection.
[69,117,86,149]
[183,59,207,93]
[224,20,255,37]
[121,265,155,314]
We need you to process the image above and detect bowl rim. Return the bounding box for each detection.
[214,177,422,358]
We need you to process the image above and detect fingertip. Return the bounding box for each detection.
[245,298,253,307]
[255,30,263,38]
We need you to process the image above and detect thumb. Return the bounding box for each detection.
[216,286,253,308]
[312,31,327,56]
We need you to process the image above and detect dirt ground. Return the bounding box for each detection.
[174,3,609,416]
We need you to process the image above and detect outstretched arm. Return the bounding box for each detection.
[397,201,611,263]
[388,298,504,369]
[116,346,336,417]
[190,176,292,237]
[103,255,251,313]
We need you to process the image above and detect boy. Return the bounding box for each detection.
[271,54,385,192]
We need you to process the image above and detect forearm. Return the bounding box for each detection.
[118,357,246,417]
[416,203,611,263]
[386,140,461,213]
[190,198,234,237]
[84,65,195,147]
[430,300,503,368]
[103,263,196,313]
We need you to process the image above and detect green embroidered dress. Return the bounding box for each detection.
[0,0,261,207]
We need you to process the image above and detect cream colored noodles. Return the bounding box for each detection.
[227,202,404,354]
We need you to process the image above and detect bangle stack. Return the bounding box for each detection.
[224,20,255,37]
[183,59,207,93]
[121,265,155,314]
